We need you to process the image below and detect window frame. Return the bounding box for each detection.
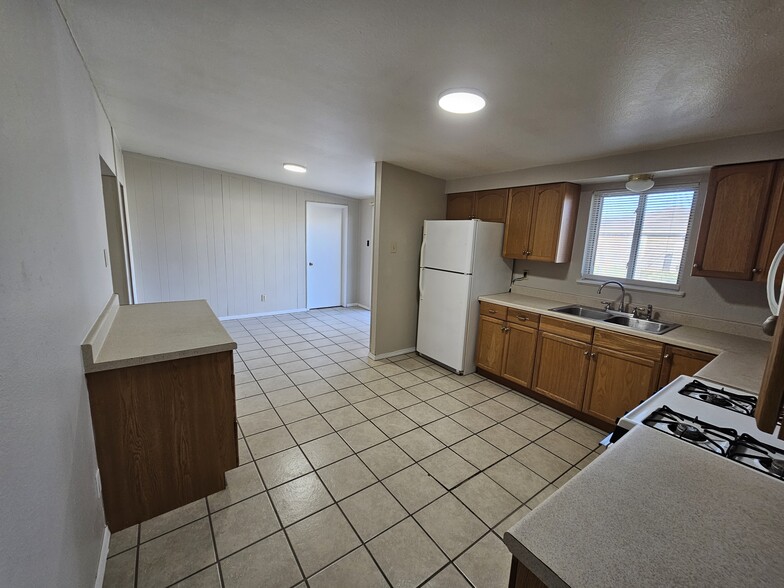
[581,184,699,291]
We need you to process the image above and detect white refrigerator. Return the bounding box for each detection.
[416,220,513,374]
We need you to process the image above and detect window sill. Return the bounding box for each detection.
[576,279,686,298]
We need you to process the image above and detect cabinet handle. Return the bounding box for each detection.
[663,353,671,360]
[590,352,597,359]
[752,268,763,274]
[516,315,528,321]
[583,351,590,356]
[488,309,497,314]
[693,263,700,269]
[501,326,510,333]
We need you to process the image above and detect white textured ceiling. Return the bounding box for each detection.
[60,0,784,198]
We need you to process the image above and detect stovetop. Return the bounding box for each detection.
[617,375,784,482]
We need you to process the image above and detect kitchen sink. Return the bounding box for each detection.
[550,305,613,321]
[603,315,680,334]
[550,304,680,335]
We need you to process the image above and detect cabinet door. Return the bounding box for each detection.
[446,192,476,220]
[476,316,506,375]
[475,189,508,223]
[692,162,776,279]
[533,332,591,409]
[501,323,538,388]
[658,346,716,388]
[583,347,660,425]
[754,161,784,283]
[502,186,535,259]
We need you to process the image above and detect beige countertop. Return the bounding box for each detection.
[503,426,784,587]
[82,296,236,373]
[478,292,770,393]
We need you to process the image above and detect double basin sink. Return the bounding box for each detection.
[550,304,680,335]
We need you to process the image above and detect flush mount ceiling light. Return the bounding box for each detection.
[438,89,486,114]
[626,174,655,192]
[283,163,307,173]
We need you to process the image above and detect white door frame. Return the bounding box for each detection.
[305,201,349,309]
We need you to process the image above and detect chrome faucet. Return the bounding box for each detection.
[597,281,627,312]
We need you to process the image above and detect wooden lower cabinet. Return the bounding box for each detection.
[533,332,591,410]
[658,345,716,387]
[476,315,507,374]
[509,556,548,588]
[583,347,661,425]
[87,351,237,531]
[501,323,538,388]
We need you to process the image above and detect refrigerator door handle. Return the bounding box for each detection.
[419,235,427,268]
[419,268,424,298]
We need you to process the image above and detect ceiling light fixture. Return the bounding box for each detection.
[438,89,486,114]
[283,163,307,173]
[625,174,655,192]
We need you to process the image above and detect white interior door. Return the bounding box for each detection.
[306,202,345,309]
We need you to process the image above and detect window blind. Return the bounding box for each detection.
[582,186,697,289]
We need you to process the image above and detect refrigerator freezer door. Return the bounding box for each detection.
[422,220,476,274]
[416,268,472,372]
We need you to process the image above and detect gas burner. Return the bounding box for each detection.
[643,406,737,456]
[728,434,784,481]
[678,380,756,416]
[670,422,707,442]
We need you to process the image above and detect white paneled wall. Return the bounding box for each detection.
[125,153,359,317]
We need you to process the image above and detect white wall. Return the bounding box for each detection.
[370,163,446,357]
[0,0,122,585]
[124,153,361,317]
[357,199,375,309]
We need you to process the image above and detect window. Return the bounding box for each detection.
[582,186,697,289]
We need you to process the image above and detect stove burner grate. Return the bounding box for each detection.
[677,380,756,416]
[728,434,784,481]
[643,405,737,456]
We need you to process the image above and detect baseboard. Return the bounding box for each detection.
[368,347,416,360]
[94,526,110,588]
[220,308,308,320]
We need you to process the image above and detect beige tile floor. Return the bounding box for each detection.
[104,307,606,588]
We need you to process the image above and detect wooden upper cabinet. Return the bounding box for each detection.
[754,162,784,283]
[447,189,508,222]
[658,345,716,388]
[583,347,661,425]
[503,182,580,262]
[475,189,509,222]
[692,162,776,279]
[446,192,476,220]
[533,331,591,409]
[476,316,506,375]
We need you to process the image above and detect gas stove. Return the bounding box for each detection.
[615,375,784,481]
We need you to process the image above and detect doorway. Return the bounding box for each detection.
[101,157,134,304]
[306,202,347,309]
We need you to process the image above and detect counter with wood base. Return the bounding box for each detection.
[82,296,237,532]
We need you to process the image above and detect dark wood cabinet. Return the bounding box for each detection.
[476,315,507,374]
[658,345,716,388]
[533,331,591,409]
[446,189,508,222]
[692,161,777,279]
[501,322,539,388]
[503,182,580,262]
[477,303,539,385]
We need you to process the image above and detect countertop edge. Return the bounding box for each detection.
[85,342,237,373]
[82,294,120,372]
[502,534,570,588]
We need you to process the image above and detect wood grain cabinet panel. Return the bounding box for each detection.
[503,182,580,262]
[692,162,776,279]
[533,332,591,409]
[658,345,716,388]
[501,323,538,388]
[446,192,476,220]
[476,316,507,375]
[583,347,660,425]
[754,161,784,283]
[475,189,509,222]
[87,351,237,532]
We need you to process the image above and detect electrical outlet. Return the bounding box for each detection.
[94,469,102,498]
[260,294,266,302]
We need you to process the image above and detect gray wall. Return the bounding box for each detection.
[124,153,362,317]
[0,0,122,584]
[370,162,446,357]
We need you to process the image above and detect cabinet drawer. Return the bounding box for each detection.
[480,301,508,320]
[507,308,540,327]
[539,315,593,343]
[593,329,664,361]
